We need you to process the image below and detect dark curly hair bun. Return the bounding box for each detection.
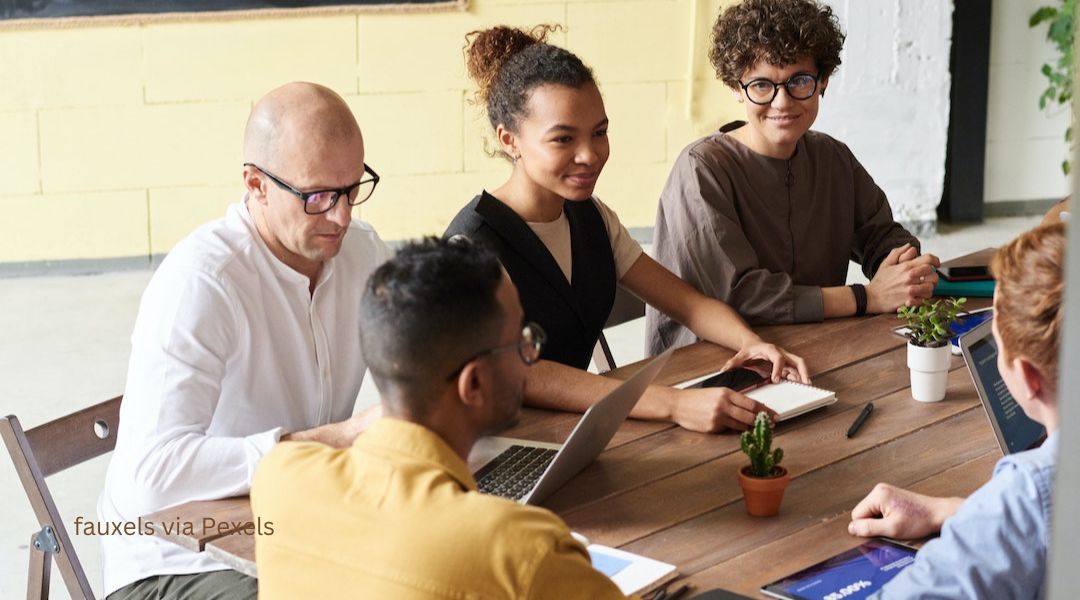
[710,0,845,89]
[464,24,594,134]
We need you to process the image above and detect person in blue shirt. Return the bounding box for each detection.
[848,222,1066,599]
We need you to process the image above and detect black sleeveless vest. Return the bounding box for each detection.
[444,192,616,370]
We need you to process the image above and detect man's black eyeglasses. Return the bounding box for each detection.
[445,322,546,381]
[738,73,820,106]
[244,163,380,215]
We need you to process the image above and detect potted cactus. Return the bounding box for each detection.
[737,412,790,517]
[897,298,966,402]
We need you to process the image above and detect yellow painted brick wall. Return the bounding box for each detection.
[0,0,741,265]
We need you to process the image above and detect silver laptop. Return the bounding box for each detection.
[467,347,673,504]
[958,319,1046,454]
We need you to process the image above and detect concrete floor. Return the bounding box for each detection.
[0,216,1040,599]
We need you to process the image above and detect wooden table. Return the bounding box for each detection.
[146,299,1000,596]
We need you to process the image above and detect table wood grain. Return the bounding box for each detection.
[146,297,999,595]
[142,496,252,552]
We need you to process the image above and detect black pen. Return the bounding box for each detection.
[846,402,874,438]
[667,585,691,600]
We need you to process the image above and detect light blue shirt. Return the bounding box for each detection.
[875,432,1058,599]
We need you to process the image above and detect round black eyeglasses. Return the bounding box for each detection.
[244,163,380,215]
[738,73,820,106]
[445,322,546,381]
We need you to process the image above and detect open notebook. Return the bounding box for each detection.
[677,373,836,421]
[744,381,837,420]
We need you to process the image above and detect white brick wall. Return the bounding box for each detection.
[813,0,954,226]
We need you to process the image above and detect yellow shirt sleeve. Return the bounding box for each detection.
[523,534,634,600]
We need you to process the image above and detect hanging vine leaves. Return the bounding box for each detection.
[1030,0,1076,175]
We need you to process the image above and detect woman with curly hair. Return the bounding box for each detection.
[446,25,809,433]
[647,0,941,354]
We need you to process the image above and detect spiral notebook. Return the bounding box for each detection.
[745,381,837,421]
[676,371,837,420]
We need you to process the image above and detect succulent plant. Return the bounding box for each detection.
[740,412,784,478]
[897,297,967,348]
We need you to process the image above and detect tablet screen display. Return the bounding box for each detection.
[761,539,916,600]
[683,368,763,391]
[949,309,993,346]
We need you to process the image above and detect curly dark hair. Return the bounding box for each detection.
[464,25,595,139]
[709,0,845,89]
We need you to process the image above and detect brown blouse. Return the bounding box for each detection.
[647,122,918,354]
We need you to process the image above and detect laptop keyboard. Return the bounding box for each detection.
[475,445,558,500]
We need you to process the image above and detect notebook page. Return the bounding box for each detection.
[746,381,835,418]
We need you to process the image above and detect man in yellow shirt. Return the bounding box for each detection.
[251,237,628,599]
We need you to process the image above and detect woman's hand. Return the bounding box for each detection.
[721,339,810,384]
[669,386,769,432]
[867,244,941,313]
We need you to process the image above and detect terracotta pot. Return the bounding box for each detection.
[737,465,790,517]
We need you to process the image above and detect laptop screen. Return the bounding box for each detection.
[965,329,1046,454]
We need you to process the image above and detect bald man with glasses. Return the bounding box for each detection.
[99,82,392,600]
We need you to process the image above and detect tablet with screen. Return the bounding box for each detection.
[676,368,764,391]
[761,538,917,600]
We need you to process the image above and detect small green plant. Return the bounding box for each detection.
[897,298,967,348]
[1030,0,1075,174]
[740,412,784,478]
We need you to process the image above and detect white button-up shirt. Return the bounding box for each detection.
[97,200,391,595]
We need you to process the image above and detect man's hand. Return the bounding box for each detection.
[848,483,963,540]
[281,404,382,447]
[722,340,811,385]
[670,386,771,433]
[339,404,382,441]
[866,244,941,313]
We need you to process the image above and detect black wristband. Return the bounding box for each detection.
[849,284,868,317]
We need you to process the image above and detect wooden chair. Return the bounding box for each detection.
[592,284,646,373]
[1,396,122,600]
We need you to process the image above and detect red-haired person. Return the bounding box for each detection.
[849,223,1066,598]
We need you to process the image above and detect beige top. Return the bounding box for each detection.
[526,197,644,283]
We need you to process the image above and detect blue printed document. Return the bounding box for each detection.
[586,544,677,595]
[761,539,917,600]
[588,549,633,577]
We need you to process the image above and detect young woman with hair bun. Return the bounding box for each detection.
[446,25,809,433]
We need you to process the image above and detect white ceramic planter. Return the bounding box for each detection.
[907,342,951,402]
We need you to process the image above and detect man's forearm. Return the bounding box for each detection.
[281,421,353,447]
[281,404,380,447]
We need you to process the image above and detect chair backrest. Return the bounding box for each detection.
[1,396,122,600]
[593,285,647,373]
